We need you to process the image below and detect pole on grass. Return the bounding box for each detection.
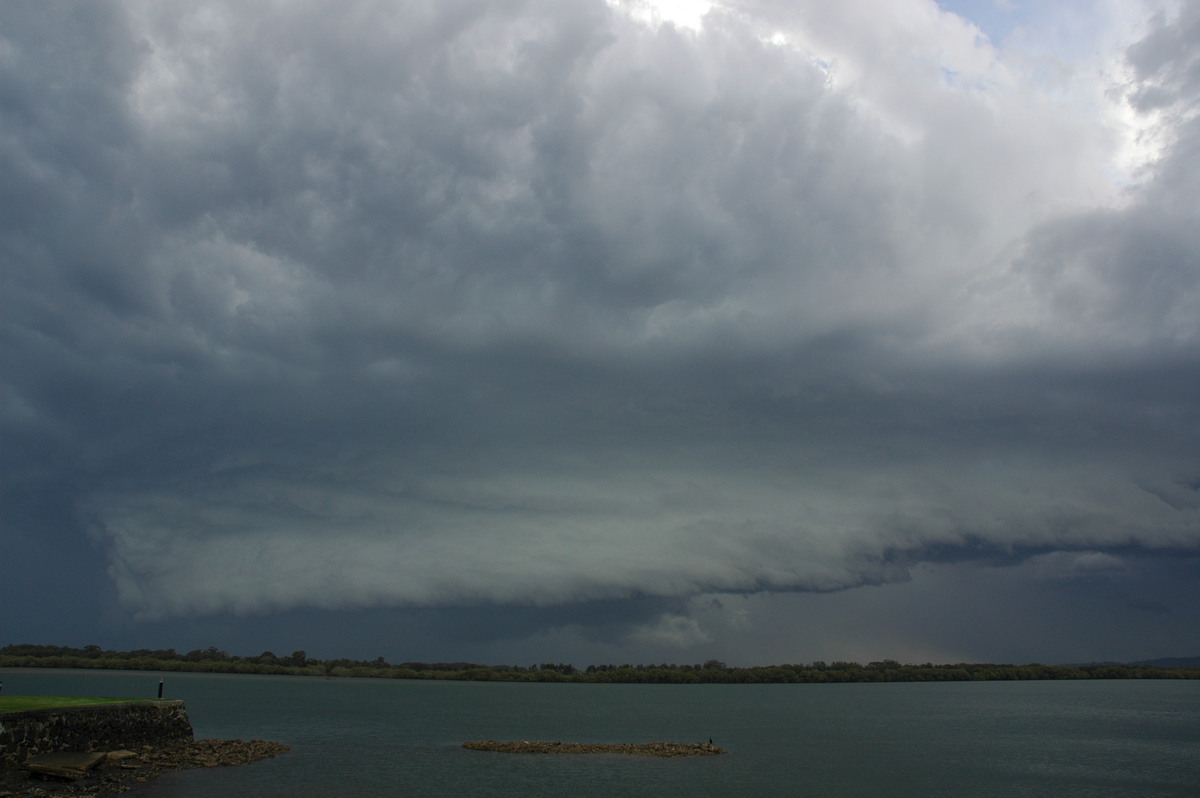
[158,679,164,699]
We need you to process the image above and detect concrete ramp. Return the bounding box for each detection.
[23,750,108,779]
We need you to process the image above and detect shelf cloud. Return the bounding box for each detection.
[3,0,1199,663]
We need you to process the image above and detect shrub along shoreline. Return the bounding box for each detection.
[3,644,1198,684]
[4,643,1195,686]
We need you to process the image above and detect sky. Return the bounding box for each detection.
[3,0,1199,668]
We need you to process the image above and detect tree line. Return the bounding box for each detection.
[2,644,1198,684]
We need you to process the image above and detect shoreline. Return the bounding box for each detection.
[0,739,288,797]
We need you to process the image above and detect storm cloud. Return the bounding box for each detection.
[3,0,1199,663]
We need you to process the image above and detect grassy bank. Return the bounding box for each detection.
[0,696,147,713]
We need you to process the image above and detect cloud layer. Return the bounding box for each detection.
[3,0,1199,649]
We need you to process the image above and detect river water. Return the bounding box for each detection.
[4,668,1198,796]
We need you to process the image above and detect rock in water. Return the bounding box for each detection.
[462,740,726,756]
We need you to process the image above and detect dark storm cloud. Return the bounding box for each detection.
[2,0,1198,658]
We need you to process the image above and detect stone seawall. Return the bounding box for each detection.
[0,701,194,765]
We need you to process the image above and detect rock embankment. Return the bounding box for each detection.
[462,740,725,757]
[0,739,289,796]
[0,701,194,766]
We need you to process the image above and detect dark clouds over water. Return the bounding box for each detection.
[3,0,1199,665]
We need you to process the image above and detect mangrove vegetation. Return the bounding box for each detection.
[3,644,1199,684]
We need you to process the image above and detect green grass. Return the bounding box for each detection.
[0,696,149,713]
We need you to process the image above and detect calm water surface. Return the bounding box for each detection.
[4,669,1198,796]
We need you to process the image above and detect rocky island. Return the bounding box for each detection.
[463,740,725,757]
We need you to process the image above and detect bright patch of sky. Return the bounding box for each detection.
[611,0,1168,188]
[939,0,1178,185]
[937,0,1022,46]
[610,0,715,31]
